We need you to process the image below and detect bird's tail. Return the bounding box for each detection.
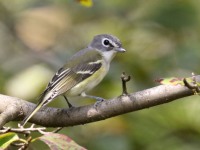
[20,92,50,127]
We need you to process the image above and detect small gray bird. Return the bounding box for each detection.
[21,34,126,126]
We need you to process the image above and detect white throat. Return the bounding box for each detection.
[101,50,117,63]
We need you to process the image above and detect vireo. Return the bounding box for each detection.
[21,34,126,126]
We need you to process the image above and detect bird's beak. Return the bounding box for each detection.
[115,47,126,53]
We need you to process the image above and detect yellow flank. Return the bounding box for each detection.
[67,62,109,96]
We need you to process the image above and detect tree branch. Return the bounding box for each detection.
[0,76,199,128]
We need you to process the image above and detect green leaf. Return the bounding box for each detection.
[0,132,19,149]
[155,77,186,85]
[37,133,86,150]
[77,0,93,7]
[156,76,200,87]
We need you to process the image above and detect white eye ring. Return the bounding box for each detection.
[102,38,110,47]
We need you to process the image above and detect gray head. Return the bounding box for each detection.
[88,34,125,53]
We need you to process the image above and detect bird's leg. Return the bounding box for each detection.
[63,95,73,108]
[81,92,105,107]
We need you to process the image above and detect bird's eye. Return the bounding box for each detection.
[102,39,110,47]
[104,40,110,45]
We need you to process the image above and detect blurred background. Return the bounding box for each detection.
[1,0,200,149]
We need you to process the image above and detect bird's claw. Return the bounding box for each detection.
[94,98,105,108]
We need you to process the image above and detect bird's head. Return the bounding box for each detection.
[89,34,126,62]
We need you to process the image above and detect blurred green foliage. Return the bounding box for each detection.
[1,0,200,149]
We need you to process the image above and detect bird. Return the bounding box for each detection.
[21,34,126,126]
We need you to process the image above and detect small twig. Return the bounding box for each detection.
[1,124,62,136]
[121,72,131,95]
[11,142,25,147]
[0,126,11,132]
[0,126,46,134]
[183,73,200,95]
[18,136,32,150]
[11,138,28,147]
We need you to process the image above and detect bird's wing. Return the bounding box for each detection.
[44,48,103,96]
